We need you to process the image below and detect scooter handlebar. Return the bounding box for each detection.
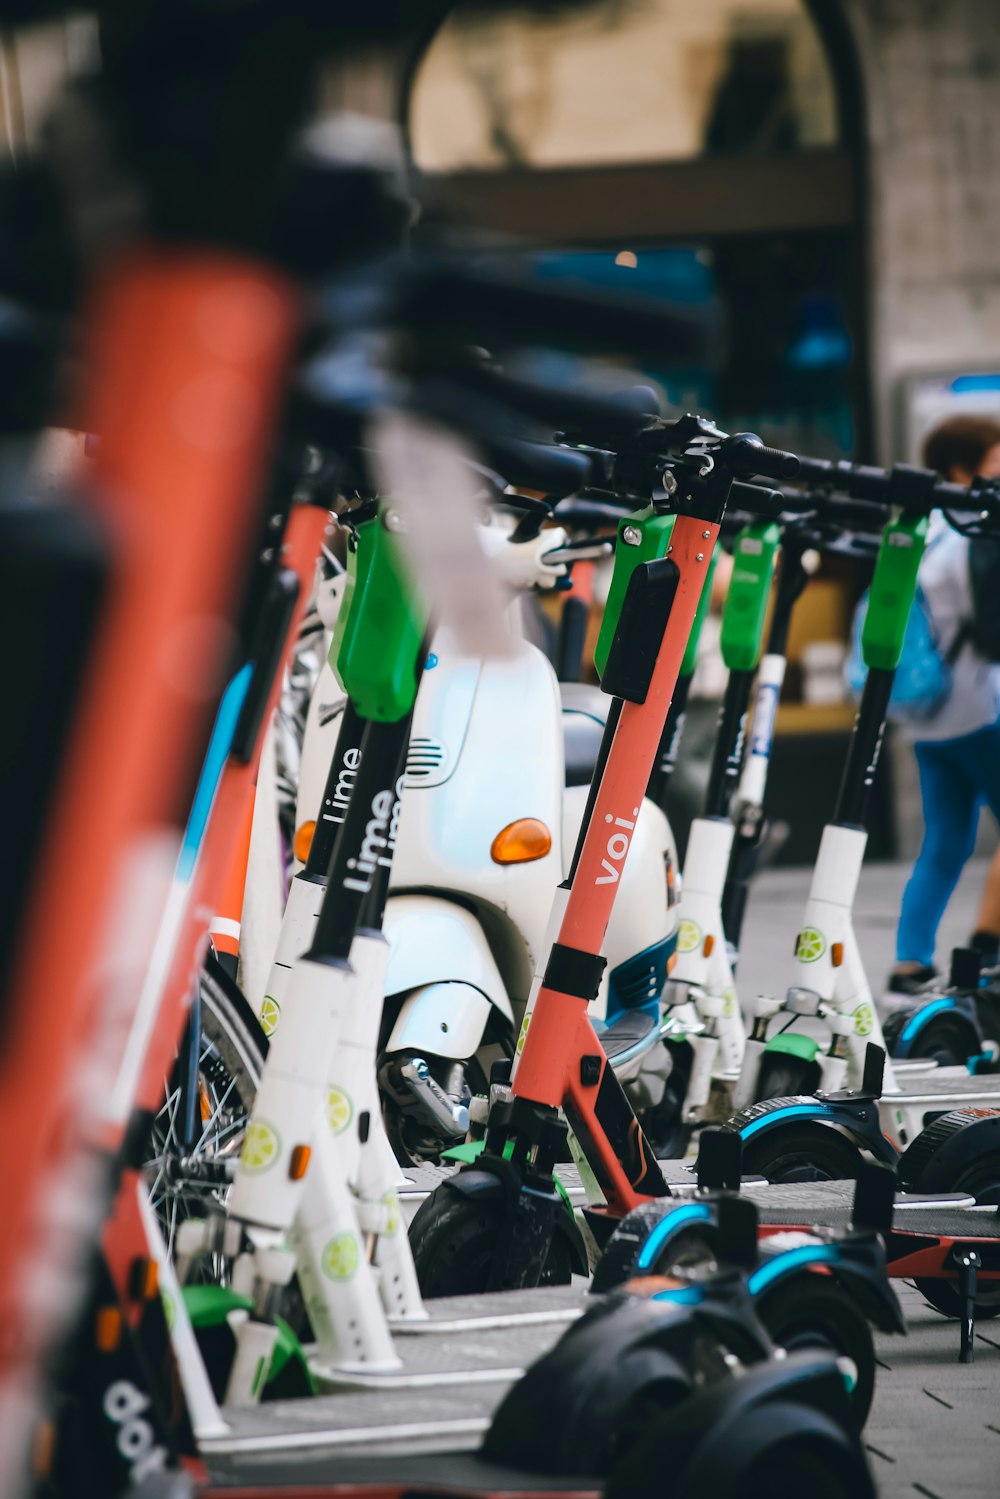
[721,432,801,481]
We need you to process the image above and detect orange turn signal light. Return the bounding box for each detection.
[294,821,316,864]
[703,934,715,957]
[491,818,552,866]
[95,1306,123,1353]
[129,1255,159,1302]
[831,942,844,968]
[289,1144,312,1181]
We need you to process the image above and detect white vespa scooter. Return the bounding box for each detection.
[286,499,680,1164]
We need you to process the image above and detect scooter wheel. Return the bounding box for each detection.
[887,1013,976,1067]
[408,1189,574,1297]
[754,1274,875,1426]
[915,1276,1000,1321]
[594,1207,720,1293]
[754,1053,822,1103]
[742,1124,863,1183]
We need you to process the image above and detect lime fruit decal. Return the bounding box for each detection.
[723,987,737,1018]
[259,996,281,1037]
[160,1290,175,1331]
[321,1232,360,1281]
[241,1120,280,1173]
[795,926,827,963]
[853,1002,875,1037]
[382,1190,401,1236]
[325,1086,353,1136]
[516,1012,532,1055]
[677,919,702,954]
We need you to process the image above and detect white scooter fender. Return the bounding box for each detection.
[382,894,513,1060]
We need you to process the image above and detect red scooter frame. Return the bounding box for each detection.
[512,512,719,1217]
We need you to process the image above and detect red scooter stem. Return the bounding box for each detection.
[513,513,720,1215]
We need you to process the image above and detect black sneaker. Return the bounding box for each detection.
[886,964,938,996]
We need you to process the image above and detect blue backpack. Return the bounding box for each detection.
[845,586,957,724]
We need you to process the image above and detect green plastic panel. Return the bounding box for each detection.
[764,1032,821,1063]
[861,511,929,671]
[680,551,718,678]
[720,521,781,672]
[333,514,428,722]
[182,1286,316,1393]
[594,507,676,680]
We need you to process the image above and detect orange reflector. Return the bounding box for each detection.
[668,951,677,974]
[141,1258,159,1300]
[294,821,316,864]
[289,1144,312,1181]
[96,1306,123,1352]
[703,934,715,957]
[491,818,552,865]
[32,1419,56,1478]
[199,1080,211,1123]
[831,942,844,968]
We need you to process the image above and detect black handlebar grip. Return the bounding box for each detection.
[723,433,800,481]
[481,437,593,500]
[729,481,784,519]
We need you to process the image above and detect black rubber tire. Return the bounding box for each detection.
[900,1015,977,1067]
[742,1123,863,1184]
[746,1436,872,1499]
[409,1188,574,1298]
[914,1274,1000,1321]
[640,1070,692,1159]
[639,1222,721,1281]
[755,1276,876,1427]
[755,1052,822,1103]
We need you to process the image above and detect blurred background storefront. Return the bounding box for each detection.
[2,0,1000,859]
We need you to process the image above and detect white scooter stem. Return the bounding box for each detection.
[670,815,743,1100]
[785,820,898,1091]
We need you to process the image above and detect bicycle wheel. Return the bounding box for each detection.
[143,955,266,1275]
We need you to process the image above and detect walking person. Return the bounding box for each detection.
[889,415,1000,993]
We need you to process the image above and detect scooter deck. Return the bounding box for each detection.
[201,1292,586,1472]
[883,1067,1000,1102]
[206,1444,601,1494]
[745,1179,1000,1241]
[388,1284,584,1335]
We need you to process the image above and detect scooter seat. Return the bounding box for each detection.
[560,682,610,787]
[596,1008,659,1067]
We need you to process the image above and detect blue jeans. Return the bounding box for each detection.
[897,718,1000,966]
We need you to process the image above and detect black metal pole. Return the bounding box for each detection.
[645,670,693,812]
[833,666,894,828]
[307,712,414,963]
[704,668,754,820]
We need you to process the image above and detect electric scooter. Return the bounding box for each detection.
[652,494,891,1148]
[724,460,1000,1177]
[652,516,782,1150]
[408,413,803,1300]
[882,943,1000,1069]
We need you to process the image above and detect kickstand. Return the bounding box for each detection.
[955,1249,982,1364]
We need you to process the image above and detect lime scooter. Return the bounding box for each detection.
[724,460,1000,1180]
[654,496,893,1151]
[409,415,802,1295]
[651,518,781,1152]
